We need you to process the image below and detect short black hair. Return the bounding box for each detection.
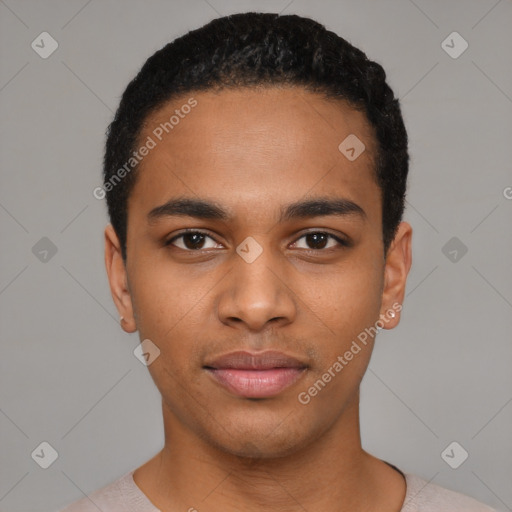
[103,12,409,261]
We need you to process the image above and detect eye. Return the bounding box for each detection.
[165,230,222,251]
[165,229,349,253]
[291,231,348,251]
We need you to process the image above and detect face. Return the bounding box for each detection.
[105,87,412,459]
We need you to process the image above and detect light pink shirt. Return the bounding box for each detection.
[59,470,496,511]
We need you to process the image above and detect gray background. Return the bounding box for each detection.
[0,0,511,511]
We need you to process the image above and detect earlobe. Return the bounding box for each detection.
[104,224,137,333]
[380,221,412,330]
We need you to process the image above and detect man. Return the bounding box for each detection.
[61,12,496,512]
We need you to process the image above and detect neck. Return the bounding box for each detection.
[133,396,406,512]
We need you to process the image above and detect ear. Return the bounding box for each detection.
[379,221,412,329]
[104,224,137,333]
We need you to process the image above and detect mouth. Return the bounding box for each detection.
[203,350,308,399]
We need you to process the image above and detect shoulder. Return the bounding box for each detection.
[401,473,496,512]
[57,470,159,512]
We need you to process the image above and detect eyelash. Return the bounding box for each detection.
[164,229,350,253]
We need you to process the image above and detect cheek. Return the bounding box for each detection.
[128,265,207,399]
[300,251,384,334]
[294,251,384,397]
[128,260,210,345]
[297,265,383,408]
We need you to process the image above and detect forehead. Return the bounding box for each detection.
[130,87,380,227]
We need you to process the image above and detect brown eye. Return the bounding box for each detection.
[166,231,221,251]
[305,233,329,249]
[292,232,347,251]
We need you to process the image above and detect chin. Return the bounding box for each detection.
[217,437,304,461]
[201,413,320,461]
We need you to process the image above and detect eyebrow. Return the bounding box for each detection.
[147,196,366,224]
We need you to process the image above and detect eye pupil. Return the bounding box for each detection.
[184,233,205,250]
[306,233,328,249]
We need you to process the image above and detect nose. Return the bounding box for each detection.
[216,245,297,332]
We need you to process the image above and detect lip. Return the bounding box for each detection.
[204,350,308,398]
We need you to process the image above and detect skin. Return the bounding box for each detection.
[105,86,412,512]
